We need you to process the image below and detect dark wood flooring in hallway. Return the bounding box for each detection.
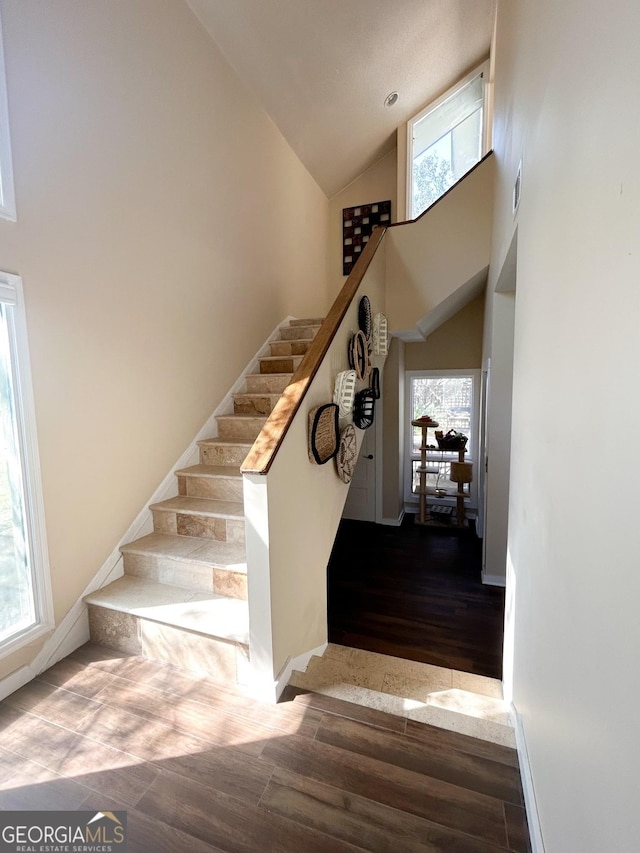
[327,515,505,679]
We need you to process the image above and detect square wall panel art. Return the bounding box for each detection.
[342,200,391,275]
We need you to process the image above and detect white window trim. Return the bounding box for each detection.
[405,61,490,221]
[0,10,16,222]
[404,369,480,509]
[0,272,53,658]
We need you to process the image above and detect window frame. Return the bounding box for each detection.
[0,272,53,658]
[404,369,480,509]
[406,61,490,220]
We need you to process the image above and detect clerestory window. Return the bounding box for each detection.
[407,63,489,220]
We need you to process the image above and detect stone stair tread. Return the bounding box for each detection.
[149,496,244,519]
[272,336,315,345]
[217,413,267,422]
[85,576,249,644]
[245,372,293,379]
[176,463,242,478]
[121,532,247,570]
[233,393,281,402]
[197,437,254,447]
[290,317,324,326]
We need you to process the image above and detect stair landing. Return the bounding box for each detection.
[289,644,515,747]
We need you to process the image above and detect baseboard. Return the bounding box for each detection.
[0,665,33,703]
[23,317,293,684]
[482,573,506,587]
[512,705,545,852]
[381,509,405,527]
[249,641,328,704]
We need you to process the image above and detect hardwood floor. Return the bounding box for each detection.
[0,644,530,852]
[328,516,505,679]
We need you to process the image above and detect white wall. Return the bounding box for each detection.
[327,149,397,303]
[482,288,515,584]
[492,1,640,849]
[245,243,387,690]
[385,155,494,336]
[0,0,328,680]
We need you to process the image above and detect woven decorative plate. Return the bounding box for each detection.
[373,312,388,356]
[335,424,357,483]
[348,330,369,381]
[308,403,339,464]
[358,295,372,340]
[333,369,357,418]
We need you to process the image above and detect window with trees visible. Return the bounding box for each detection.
[0,273,52,657]
[405,370,479,506]
[407,63,489,220]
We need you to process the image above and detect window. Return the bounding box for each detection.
[407,63,489,219]
[405,370,479,507]
[0,272,52,656]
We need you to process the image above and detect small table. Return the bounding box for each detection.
[411,419,439,525]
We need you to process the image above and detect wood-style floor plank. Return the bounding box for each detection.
[261,732,509,846]
[75,701,274,806]
[0,705,158,806]
[289,688,407,734]
[316,713,523,805]
[261,766,510,853]
[79,791,228,853]
[328,518,505,678]
[137,769,365,853]
[0,645,529,851]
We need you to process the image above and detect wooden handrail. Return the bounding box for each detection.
[240,152,493,476]
[241,226,387,475]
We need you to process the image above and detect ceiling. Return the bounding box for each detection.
[186,0,494,198]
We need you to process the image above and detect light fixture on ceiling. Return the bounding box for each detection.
[384,91,399,108]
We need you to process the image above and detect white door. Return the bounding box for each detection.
[342,422,376,521]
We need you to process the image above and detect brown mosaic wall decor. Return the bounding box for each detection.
[342,200,391,275]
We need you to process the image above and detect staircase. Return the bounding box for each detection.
[84,317,323,683]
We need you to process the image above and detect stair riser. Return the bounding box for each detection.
[123,552,247,599]
[259,357,301,374]
[88,605,249,682]
[279,325,319,341]
[216,416,266,440]
[233,395,278,416]
[152,509,245,545]
[178,474,243,501]
[269,341,310,357]
[245,374,292,394]
[198,443,250,467]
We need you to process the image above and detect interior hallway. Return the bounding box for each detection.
[328,516,505,680]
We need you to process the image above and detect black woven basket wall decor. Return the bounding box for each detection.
[353,388,375,429]
[358,295,372,340]
[308,403,340,464]
[348,330,369,381]
[370,366,380,399]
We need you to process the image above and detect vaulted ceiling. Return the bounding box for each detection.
[187,0,494,198]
